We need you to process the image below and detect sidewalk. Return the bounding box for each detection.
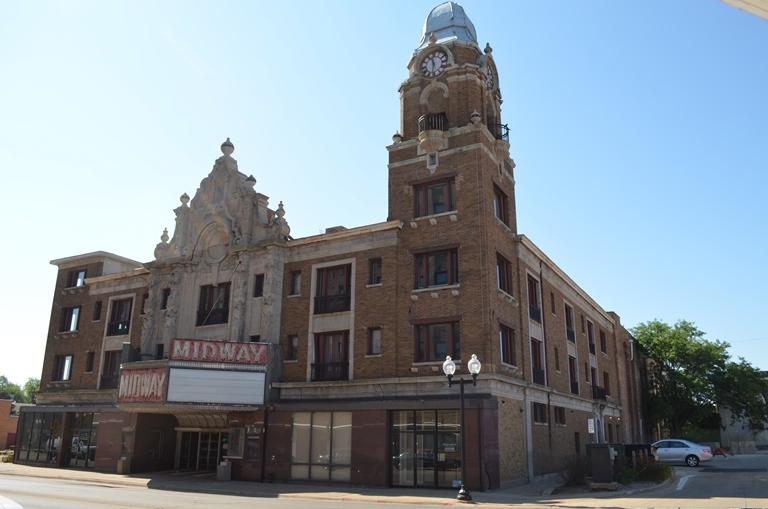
[0,461,660,507]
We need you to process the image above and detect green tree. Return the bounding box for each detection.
[633,320,768,437]
[0,375,25,402]
[710,359,768,426]
[22,377,40,404]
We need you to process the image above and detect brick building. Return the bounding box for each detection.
[16,2,648,490]
[0,400,18,450]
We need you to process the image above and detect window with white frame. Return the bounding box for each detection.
[500,325,515,365]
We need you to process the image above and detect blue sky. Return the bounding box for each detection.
[1,0,766,386]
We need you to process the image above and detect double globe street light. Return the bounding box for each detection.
[442,353,482,502]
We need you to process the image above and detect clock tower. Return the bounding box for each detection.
[387,1,519,371]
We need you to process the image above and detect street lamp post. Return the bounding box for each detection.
[442,354,482,502]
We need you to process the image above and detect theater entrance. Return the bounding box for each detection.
[176,430,226,471]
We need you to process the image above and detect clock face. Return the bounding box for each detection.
[421,51,448,78]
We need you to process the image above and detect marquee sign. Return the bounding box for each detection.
[118,367,166,403]
[170,338,268,365]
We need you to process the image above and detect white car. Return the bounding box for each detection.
[652,439,713,467]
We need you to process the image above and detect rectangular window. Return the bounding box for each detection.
[52,354,73,381]
[101,350,121,388]
[603,372,610,396]
[527,275,541,322]
[369,259,382,285]
[414,179,455,217]
[85,352,95,373]
[600,330,607,353]
[315,265,352,315]
[92,301,102,321]
[568,356,579,394]
[289,271,302,296]
[107,298,133,336]
[414,321,460,362]
[155,343,164,359]
[415,249,458,288]
[531,339,544,385]
[554,347,560,371]
[533,403,547,424]
[196,284,230,326]
[581,314,585,333]
[500,325,515,366]
[587,320,596,354]
[564,304,575,343]
[249,335,261,343]
[312,332,349,381]
[554,407,566,425]
[160,288,171,310]
[67,269,86,288]
[496,254,512,294]
[253,274,265,298]
[288,334,299,360]
[550,292,555,314]
[585,362,589,382]
[315,265,351,314]
[59,306,80,332]
[368,328,381,355]
[290,411,352,482]
[492,184,508,226]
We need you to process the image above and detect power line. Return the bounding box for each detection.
[729,337,768,344]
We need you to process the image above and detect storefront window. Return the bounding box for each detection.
[290,411,351,482]
[16,411,64,465]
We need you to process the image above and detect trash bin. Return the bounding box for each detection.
[117,456,131,475]
[217,460,231,481]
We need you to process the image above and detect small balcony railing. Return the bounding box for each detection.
[588,342,596,355]
[100,375,119,389]
[566,328,575,343]
[487,123,509,141]
[106,321,130,336]
[311,362,349,382]
[532,368,545,386]
[196,308,229,326]
[314,294,351,314]
[592,385,607,400]
[570,380,579,395]
[529,305,541,323]
[418,113,448,133]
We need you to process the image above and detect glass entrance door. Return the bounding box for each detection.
[391,410,461,489]
[178,431,222,471]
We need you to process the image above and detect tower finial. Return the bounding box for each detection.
[221,137,235,156]
[484,43,493,55]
